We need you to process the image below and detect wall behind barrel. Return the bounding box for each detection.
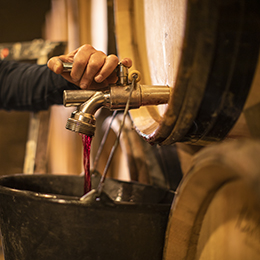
[0,0,51,43]
[45,0,119,176]
[0,0,128,177]
[0,0,51,176]
[44,0,83,175]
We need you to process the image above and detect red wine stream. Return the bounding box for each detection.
[81,134,92,194]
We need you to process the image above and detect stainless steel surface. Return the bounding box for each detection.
[65,91,110,136]
[63,90,96,107]
[116,62,129,86]
[109,84,170,109]
[62,62,73,72]
[64,85,170,110]
[65,111,96,137]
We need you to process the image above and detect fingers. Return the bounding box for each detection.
[76,50,107,89]
[47,57,64,74]
[94,54,119,83]
[120,58,132,68]
[47,43,133,90]
[70,45,119,89]
[47,49,78,74]
[70,45,97,87]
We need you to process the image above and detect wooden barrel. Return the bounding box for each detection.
[114,0,260,145]
[163,139,260,259]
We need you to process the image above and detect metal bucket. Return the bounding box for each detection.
[0,173,174,260]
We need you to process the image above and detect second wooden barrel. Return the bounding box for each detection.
[163,139,260,259]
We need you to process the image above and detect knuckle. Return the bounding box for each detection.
[80,44,95,52]
[108,54,119,64]
[88,58,102,71]
[76,59,86,67]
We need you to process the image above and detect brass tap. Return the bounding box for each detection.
[63,63,170,136]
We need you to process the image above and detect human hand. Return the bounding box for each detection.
[47,44,132,90]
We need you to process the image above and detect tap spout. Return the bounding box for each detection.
[65,91,110,136]
[79,91,110,115]
[64,84,170,136]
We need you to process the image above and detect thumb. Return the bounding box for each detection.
[47,57,64,74]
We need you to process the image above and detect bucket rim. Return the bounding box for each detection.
[0,174,174,208]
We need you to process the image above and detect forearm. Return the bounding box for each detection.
[0,60,80,111]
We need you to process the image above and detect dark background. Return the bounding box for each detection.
[0,0,51,175]
[0,0,51,43]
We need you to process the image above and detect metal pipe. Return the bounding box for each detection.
[64,84,170,136]
[64,85,170,109]
[63,90,96,107]
[63,60,170,137]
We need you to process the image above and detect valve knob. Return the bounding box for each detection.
[129,70,141,83]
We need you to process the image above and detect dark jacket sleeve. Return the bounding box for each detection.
[0,60,80,111]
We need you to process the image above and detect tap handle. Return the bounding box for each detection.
[62,62,129,86]
[62,62,73,72]
[115,63,129,86]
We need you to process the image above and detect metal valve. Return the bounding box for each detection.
[63,62,170,136]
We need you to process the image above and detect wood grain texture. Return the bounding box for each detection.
[163,139,260,260]
[114,0,187,143]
